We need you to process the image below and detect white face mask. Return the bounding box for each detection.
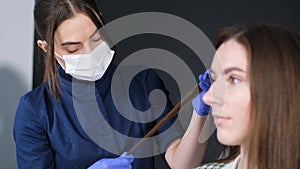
[55,42,115,81]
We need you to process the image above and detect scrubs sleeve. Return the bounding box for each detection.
[144,69,184,153]
[13,96,54,169]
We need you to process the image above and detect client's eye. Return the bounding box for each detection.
[228,76,240,85]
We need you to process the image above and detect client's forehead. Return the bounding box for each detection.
[211,39,248,76]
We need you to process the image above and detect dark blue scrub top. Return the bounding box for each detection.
[13,64,183,169]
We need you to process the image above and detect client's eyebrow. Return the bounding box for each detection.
[210,67,246,78]
[224,67,246,74]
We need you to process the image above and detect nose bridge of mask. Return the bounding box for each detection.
[81,42,111,67]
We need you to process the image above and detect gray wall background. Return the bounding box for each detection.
[0,0,35,168]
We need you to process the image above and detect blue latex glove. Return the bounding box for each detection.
[192,70,211,116]
[88,152,134,169]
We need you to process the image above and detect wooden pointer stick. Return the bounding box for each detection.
[128,85,200,154]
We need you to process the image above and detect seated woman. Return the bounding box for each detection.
[193,24,300,169]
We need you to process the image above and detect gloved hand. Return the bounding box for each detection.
[88,152,134,169]
[192,69,211,116]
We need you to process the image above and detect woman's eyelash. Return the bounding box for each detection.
[90,33,103,42]
[91,37,102,42]
[67,49,79,53]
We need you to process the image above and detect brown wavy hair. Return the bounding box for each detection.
[214,23,300,169]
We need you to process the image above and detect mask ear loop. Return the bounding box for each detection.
[54,51,66,70]
[43,40,61,59]
[43,40,65,70]
[54,52,63,59]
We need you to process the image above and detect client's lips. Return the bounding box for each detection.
[213,115,231,126]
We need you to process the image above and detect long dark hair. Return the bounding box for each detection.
[215,23,300,169]
[34,0,104,99]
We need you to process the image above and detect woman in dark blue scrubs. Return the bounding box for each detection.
[13,0,209,168]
